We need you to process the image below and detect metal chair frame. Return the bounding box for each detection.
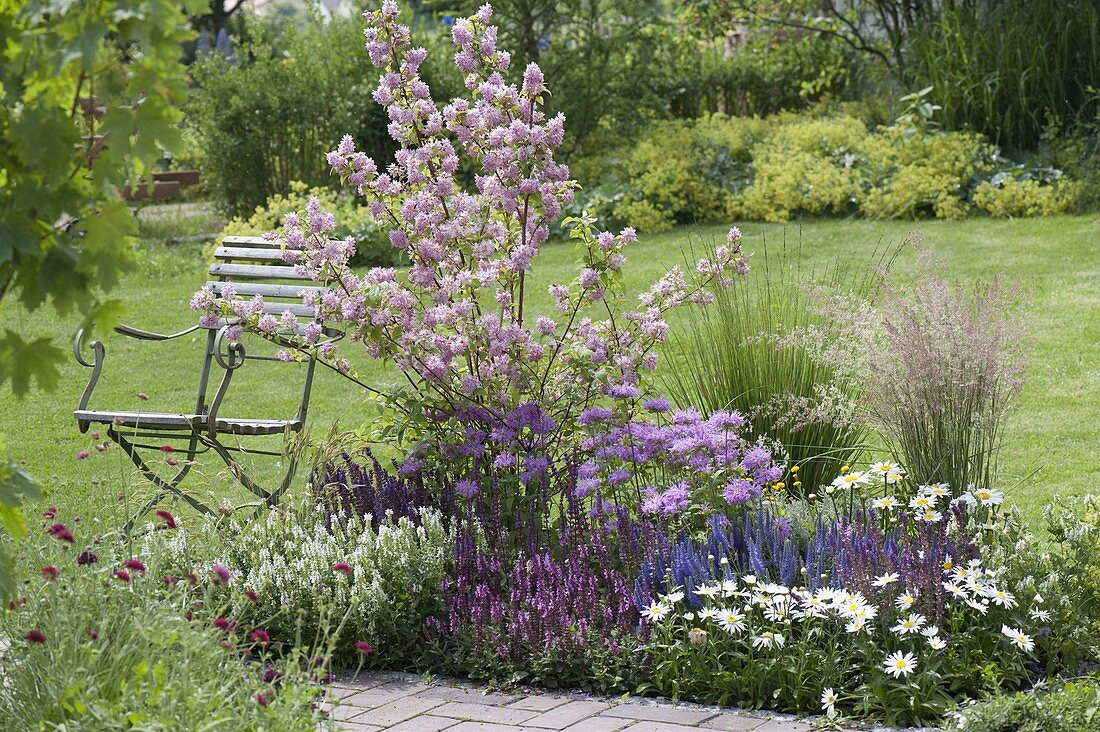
[73,236,341,531]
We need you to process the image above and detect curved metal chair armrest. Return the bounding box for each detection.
[114,323,204,341]
[207,325,246,439]
[73,328,106,433]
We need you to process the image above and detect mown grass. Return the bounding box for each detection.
[3,213,1097,530]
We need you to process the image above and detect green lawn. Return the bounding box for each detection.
[4,214,1098,530]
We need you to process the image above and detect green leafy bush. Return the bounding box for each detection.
[219,181,403,267]
[949,681,1100,732]
[593,111,1079,228]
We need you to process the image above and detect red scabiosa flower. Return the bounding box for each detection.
[184,610,194,622]
[40,566,59,581]
[255,692,269,707]
[159,444,175,452]
[76,550,98,565]
[114,570,131,583]
[166,458,180,466]
[122,559,147,574]
[86,629,99,640]
[163,575,178,584]
[332,562,353,575]
[94,443,107,452]
[211,564,230,585]
[136,392,149,400]
[186,572,198,584]
[76,450,90,460]
[41,506,57,519]
[243,589,259,602]
[24,630,46,644]
[47,523,74,543]
[214,617,231,631]
[249,629,270,647]
[262,668,281,683]
[7,597,26,611]
[155,510,178,528]
[354,641,374,655]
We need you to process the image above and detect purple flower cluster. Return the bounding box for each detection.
[579,407,780,518]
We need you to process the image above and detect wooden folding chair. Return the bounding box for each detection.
[73,235,342,531]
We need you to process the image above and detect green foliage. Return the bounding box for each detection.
[220,181,404,267]
[1042,495,1100,670]
[950,680,1100,732]
[189,11,462,217]
[0,520,328,730]
[0,434,39,601]
[668,27,854,119]
[597,111,1080,228]
[0,0,200,394]
[906,0,1100,151]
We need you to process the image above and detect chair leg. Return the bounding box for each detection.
[200,434,300,509]
[109,427,214,533]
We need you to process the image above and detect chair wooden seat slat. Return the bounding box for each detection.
[208,262,311,280]
[214,246,294,262]
[73,236,343,532]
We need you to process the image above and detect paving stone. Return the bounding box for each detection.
[523,700,613,729]
[699,714,765,731]
[417,686,520,705]
[558,716,633,732]
[330,704,369,722]
[506,695,568,712]
[328,685,370,701]
[336,723,384,732]
[342,686,420,708]
[352,696,446,726]
[752,720,813,732]
[617,722,708,732]
[603,703,717,725]
[431,701,540,725]
[446,723,526,732]
[385,715,462,732]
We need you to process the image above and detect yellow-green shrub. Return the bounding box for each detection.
[737,114,870,221]
[219,181,402,267]
[859,127,993,220]
[972,177,1082,217]
[608,115,764,232]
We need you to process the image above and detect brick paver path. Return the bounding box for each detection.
[325,671,868,732]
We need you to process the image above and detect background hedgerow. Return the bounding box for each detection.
[949,679,1100,732]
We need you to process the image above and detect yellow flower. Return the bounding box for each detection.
[790,466,800,474]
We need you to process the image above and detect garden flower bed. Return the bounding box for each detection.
[3,2,1098,730]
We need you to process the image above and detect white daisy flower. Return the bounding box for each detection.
[1030,608,1052,622]
[872,496,901,510]
[972,488,1005,506]
[894,593,916,611]
[1001,624,1035,652]
[717,609,747,634]
[869,461,901,475]
[664,591,685,604]
[989,588,1017,608]
[884,471,905,484]
[752,631,784,650]
[891,613,926,635]
[821,687,838,717]
[695,583,720,599]
[832,472,869,489]
[917,509,943,523]
[698,607,720,621]
[909,495,937,510]
[641,601,671,622]
[943,582,967,599]
[921,625,940,637]
[873,572,900,588]
[845,618,868,634]
[928,636,947,650]
[883,651,918,678]
[923,482,951,497]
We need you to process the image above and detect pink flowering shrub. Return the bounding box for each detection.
[192,1,751,510]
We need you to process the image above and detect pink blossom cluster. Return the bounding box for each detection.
[192,2,750,486]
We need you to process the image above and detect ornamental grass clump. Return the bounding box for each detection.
[190,1,750,524]
[864,251,1027,493]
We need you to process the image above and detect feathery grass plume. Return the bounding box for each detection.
[863,243,1028,493]
[663,231,894,497]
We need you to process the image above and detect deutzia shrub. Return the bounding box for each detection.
[190,1,750,515]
